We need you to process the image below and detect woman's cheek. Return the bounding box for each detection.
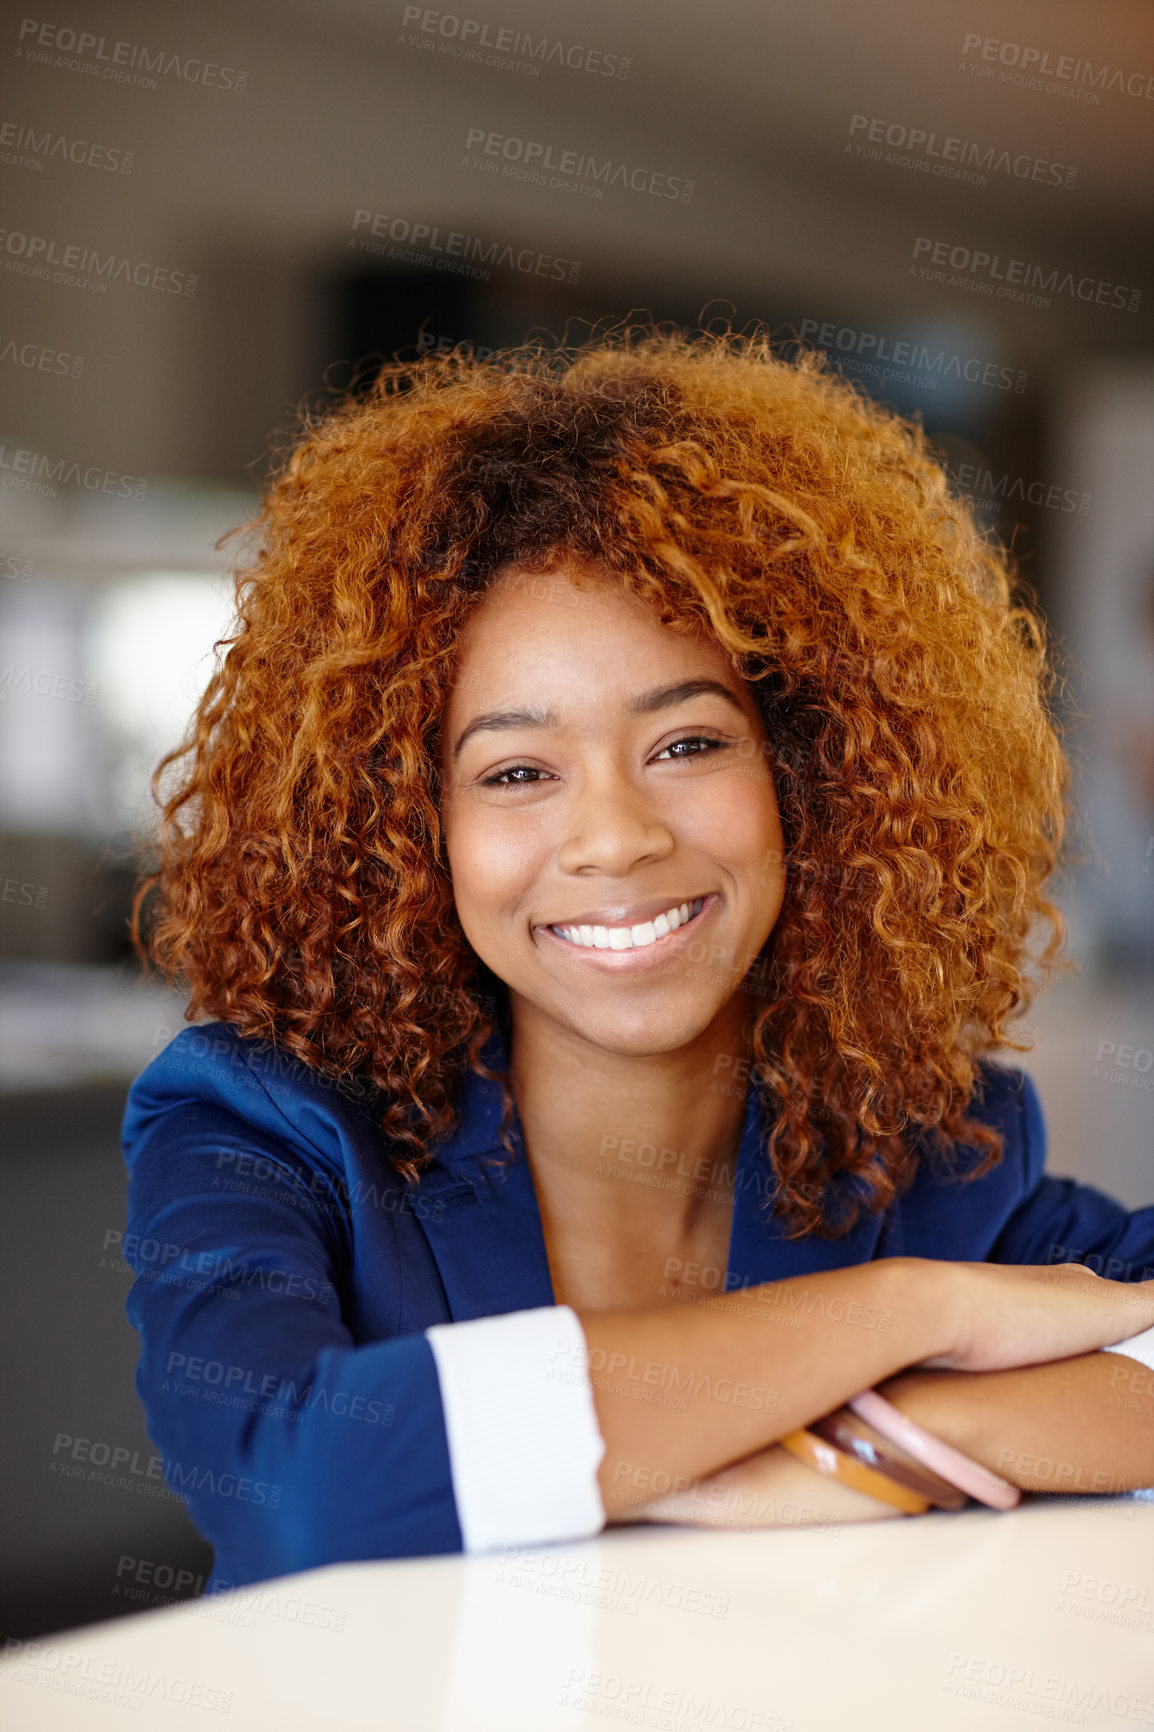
[677,769,780,868]
[450,810,544,935]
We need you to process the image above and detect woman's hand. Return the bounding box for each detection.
[914,1261,1154,1374]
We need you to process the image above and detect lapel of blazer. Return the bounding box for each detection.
[412,1035,556,1322]
[414,1032,887,1319]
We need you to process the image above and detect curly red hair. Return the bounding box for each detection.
[135,327,1070,1236]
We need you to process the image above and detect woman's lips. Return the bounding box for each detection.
[535,893,718,970]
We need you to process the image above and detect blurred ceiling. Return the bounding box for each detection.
[0,0,1150,481]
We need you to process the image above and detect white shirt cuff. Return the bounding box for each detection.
[426,1305,607,1553]
[1101,1324,1154,1374]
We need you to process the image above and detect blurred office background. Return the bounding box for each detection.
[1,0,1151,1639]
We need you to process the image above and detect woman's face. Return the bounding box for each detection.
[439,564,786,1057]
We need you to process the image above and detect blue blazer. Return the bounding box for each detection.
[121,1022,1154,1590]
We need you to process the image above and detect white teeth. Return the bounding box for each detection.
[550,897,705,950]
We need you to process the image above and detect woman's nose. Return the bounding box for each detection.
[555,777,676,876]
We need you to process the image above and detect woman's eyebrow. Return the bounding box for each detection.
[629,679,746,719]
[451,679,746,760]
[452,705,552,760]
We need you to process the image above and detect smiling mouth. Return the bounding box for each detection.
[546,897,707,952]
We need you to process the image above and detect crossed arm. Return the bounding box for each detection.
[577,1263,1154,1530]
[640,1353,1154,1530]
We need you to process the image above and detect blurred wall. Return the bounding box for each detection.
[1,0,1151,1639]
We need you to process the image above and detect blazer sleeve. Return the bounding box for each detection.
[123,1095,464,1583]
[988,1071,1154,1280]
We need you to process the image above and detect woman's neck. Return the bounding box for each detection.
[507,999,755,1309]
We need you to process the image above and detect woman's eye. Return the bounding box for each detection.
[653,735,729,762]
[479,736,729,786]
[479,764,550,787]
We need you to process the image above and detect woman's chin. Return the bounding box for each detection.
[539,997,735,1061]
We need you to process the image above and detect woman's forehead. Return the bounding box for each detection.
[451,567,734,685]
[442,575,757,754]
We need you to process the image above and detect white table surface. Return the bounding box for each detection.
[3,1499,1153,1731]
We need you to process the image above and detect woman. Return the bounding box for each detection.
[125,330,1154,1590]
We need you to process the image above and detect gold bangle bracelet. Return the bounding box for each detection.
[780,1428,931,1515]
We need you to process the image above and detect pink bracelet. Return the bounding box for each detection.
[848,1389,1021,1511]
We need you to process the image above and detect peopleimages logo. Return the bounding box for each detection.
[847,114,1076,189]
[560,1670,792,1731]
[464,126,693,201]
[15,18,248,93]
[0,227,197,296]
[948,462,1091,518]
[797,318,1028,394]
[0,443,147,501]
[0,336,84,377]
[399,7,631,79]
[960,34,1154,102]
[0,117,133,173]
[350,209,581,284]
[911,236,1142,313]
[0,666,99,705]
[944,1653,1154,1722]
[2,1639,234,1715]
